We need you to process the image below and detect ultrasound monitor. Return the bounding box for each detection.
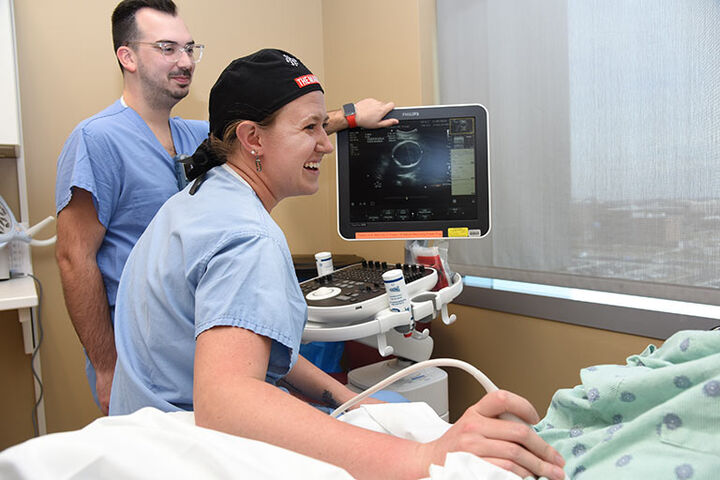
[336,104,490,240]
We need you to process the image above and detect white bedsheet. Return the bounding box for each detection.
[0,403,520,480]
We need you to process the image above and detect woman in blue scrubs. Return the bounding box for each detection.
[109,49,566,480]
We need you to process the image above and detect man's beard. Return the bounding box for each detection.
[139,66,192,109]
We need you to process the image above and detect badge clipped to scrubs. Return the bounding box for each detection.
[173,154,193,191]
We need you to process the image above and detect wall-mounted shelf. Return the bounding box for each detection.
[0,143,19,158]
[0,276,38,345]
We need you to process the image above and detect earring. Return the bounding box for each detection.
[252,150,262,173]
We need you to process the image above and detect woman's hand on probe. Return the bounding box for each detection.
[419,390,566,480]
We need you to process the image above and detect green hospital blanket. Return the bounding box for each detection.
[535,330,720,479]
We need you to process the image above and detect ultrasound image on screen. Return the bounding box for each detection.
[348,118,477,224]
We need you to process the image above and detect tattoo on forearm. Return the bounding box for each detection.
[278,380,341,407]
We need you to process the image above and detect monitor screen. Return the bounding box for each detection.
[336,104,490,240]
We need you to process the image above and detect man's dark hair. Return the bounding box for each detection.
[111,0,177,69]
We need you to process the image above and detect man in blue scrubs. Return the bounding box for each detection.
[55,0,207,415]
[55,0,397,415]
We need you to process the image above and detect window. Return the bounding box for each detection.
[437,0,720,328]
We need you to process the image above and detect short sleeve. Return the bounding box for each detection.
[194,232,305,362]
[56,127,94,212]
[55,125,120,228]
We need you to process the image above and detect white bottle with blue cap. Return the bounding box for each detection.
[382,269,414,335]
[315,251,333,276]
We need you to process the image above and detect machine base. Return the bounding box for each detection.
[347,359,449,421]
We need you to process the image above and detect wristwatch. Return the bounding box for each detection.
[342,103,357,128]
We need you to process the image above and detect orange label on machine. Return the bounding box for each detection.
[355,231,444,239]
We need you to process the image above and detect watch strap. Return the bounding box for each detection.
[342,103,357,128]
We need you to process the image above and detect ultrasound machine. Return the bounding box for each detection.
[300,104,489,420]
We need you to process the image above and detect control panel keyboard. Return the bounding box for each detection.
[301,260,438,325]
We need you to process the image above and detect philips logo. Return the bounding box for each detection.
[401,112,420,117]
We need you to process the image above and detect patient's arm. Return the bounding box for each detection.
[193,326,566,480]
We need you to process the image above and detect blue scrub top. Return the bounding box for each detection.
[110,165,307,415]
[55,99,208,311]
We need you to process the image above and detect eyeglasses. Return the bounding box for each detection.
[128,41,205,64]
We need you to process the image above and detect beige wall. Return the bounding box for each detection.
[433,305,656,420]
[321,0,439,263]
[1,0,659,449]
